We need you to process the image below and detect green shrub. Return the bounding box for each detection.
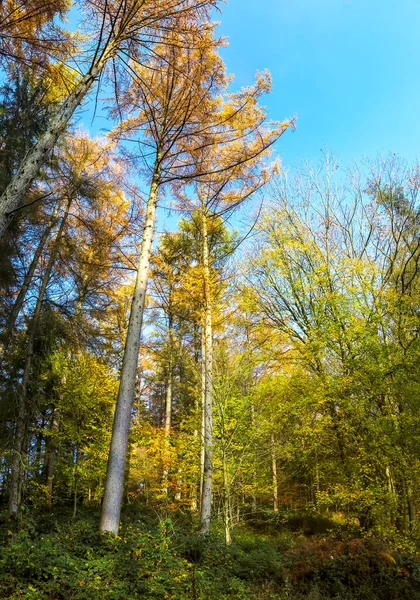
[1,507,420,600]
[286,537,420,600]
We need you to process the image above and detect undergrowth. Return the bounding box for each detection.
[0,503,419,599]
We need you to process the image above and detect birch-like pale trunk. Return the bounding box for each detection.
[0,56,110,237]
[191,325,200,512]
[251,402,257,514]
[175,466,182,501]
[1,201,60,362]
[222,446,232,544]
[73,445,79,518]
[100,168,160,535]
[164,361,173,435]
[271,433,278,513]
[199,210,213,534]
[8,197,72,516]
[199,324,206,506]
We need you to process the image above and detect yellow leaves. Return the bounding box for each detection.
[43,62,80,103]
[380,552,397,566]
[254,69,273,94]
[0,0,73,72]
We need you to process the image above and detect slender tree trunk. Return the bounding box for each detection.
[402,472,416,534]
[100,167,160,535]
[73,445,79,518]
[1,201,60,360]
[408,492,416,533]
[251,402,257,514]
[200,210,213,534]
[314,449,320,508]
[175,465,182,501]
[162,328,173,496]
[199,325,206,508]
[222,446,232,544]
[191,325,200,512]
[45,410,59,502]
[0,55,110,237]
[271,433,278,513]
[34,413,46,477]
[327,399,350,480]
[164,364,173,436]
[8,198,71,517]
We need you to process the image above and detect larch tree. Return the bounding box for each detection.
[174,72,293,534]
[3,132,136,517]
[99,22,227,534]
[100,20,293,531]
[148,236,188,496]
[0,0,217,237]
[0,0,71,71]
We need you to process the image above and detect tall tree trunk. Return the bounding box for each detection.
[271,433,278,513]
[0,55,110,237]
[199,209,213,534]
[222,445,232,544]
[100,166,161,535]
[251,402,257,514]
[162,324,173,496]
[199,324,206,508]
[73,445,79,518]
[8,197,71,516]
[191,324,200,512]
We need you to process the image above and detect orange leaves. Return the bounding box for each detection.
[0,0,73,71]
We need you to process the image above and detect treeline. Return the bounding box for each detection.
[0,0,419,551]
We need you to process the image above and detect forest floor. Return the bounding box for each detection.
[1,501,420,599]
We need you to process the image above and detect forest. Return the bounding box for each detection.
[0,1,420,599]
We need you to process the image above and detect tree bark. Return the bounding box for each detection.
[162,324,173,496]
[191,324,200,512]
[271,433,278,513]
[251,402,257,514]
[73,445,79,518]
[222,446,232,544]
[0,56,110,237]
[199,324,206,508]
[100,168,160,535]
[199,209,213,534]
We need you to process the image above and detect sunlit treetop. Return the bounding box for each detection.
[0,0,73,71]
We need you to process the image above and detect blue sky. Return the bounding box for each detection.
[216,0,420,168]
[74,0,420,231]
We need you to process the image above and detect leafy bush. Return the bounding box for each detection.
[285,537,420,600]
[0,512,192,599]
[1,507,420,599]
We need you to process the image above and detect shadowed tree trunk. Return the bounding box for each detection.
[8,196,72,516]
[1,200,60,362]
[45,409,59,503]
